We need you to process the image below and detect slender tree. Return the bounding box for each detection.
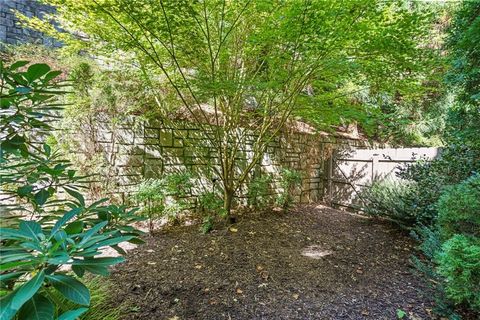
[25,0,437,215]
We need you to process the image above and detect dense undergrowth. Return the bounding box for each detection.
[361,2,480,318]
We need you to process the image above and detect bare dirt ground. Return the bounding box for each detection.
[109,204,437,320]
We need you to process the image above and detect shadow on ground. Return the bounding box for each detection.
[109,205,435,320]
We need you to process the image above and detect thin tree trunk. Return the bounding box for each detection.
[223,188,235,222]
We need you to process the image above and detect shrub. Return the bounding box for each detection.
[276,168,302,211]
[246,174,273,210]
[436,174,480,239]
[0,60,143,320]
[436,235,480,311]
[133,179,165,233]
[133,172,193,229]
[361,179,418,228]
[398,145,480,226]
[197,191,226,233]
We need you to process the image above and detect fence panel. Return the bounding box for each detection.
[326,146,441,209]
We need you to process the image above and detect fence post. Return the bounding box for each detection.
[371,153,379,184]
[327,150,334,206]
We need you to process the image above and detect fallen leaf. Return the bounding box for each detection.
[256,265,264,272]
[236,288,243,294]
[195,265,202,269]
[292,293,299,300]
[361,310,369,316]
[147,262,156,265]
[229,227,238,233]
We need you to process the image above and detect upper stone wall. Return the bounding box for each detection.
[0,0,60,48]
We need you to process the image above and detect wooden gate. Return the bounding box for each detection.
[325,146,441,209]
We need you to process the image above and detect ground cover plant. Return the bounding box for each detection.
[0,61,143,319]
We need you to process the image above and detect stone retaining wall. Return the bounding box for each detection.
[67,114,365,207]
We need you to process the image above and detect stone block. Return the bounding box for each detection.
[159,129,173,146]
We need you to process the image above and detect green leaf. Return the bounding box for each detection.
[0,228,30,241]
[18,293,54,320]
[17,185,33,197]
[43,70,62,83]
[71,256,124,266]
[9,60,29,70]
[65,221,84,235]
[34,189,50,206]
[64,187,85,207]
[77,264,109,276]
[0,293,17,320]
[46,274,90,306]
[9,271,45,314]
[19,221,42,241]
[396,309,406,319]
[57,307,88,320]
[50,208,82,236]
[78,221,108,246]
[43,143,51,157]
[25,64,51,82]
[15,87,32,94]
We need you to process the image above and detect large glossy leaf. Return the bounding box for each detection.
[0,228,30,241]
[33,189,49,206]
[71,256,124,266]
[18,293,54,320]
[0,294,17,320]
[25,64,51,82]
[64,187,85,207]
[57,307,88,320]
[50,208,82,236]
[1,271,46,319]
[46,274,90,306]
[64,221,84,235]
[78,221,108,246]
[19,221,43,241]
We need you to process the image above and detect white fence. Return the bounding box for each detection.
[325,146,441,209]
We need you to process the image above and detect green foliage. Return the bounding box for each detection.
[200,216,214,235]
[360,179,417,227]
[196,191,226,233]
[437,174,480,239]
[445,2,480,106]
[27,0,445,214]
[397,145,480,226]
[133,172,193,229]
[163,172,193,198]
[276,168,302,211]
[133,179,165,233]
[436,235,480,311]
[246,174,273,210]
[0,60,143,320]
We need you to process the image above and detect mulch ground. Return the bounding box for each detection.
[109,205,437,320]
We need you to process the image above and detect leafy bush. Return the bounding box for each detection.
[361,179,418,228]
[133,179,165,233]
[133,172,193,228]
[436,174,480,239]
[436,235,480,311]
[0,60,143,320]
[276,168,302,211]
[196,191,226,233]
[399,145,480,225]
[246,174,273,210]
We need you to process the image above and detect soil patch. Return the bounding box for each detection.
[109,205,436,320]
